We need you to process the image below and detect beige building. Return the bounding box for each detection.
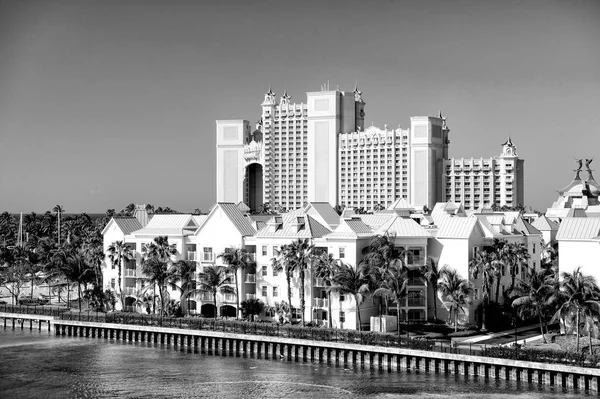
[444,138,524,211]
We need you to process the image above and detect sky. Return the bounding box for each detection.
[1,0,599,214]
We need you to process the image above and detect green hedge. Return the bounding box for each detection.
[484,346,600,367]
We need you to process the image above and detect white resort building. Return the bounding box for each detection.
[102,201,541,330]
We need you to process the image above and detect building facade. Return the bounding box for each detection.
[216,85,448,213]
[444,138,524,210]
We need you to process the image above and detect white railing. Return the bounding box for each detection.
[223,294,236,302]
[246,293,256,301]
[245,274,256,283]
[124,269,136,277]
[313,298,329,308]
[202,252,215,262]
[200,292,214,302]
[313,278,326,287]
[123,287,136,296]
[187,251,197,261]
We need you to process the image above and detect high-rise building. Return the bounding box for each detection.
[216,85,448,212]
[443,138,524,210]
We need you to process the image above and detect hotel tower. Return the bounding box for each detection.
[216,85,449,212]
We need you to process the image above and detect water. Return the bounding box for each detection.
[0,328,588,398]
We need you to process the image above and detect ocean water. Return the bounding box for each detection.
[0,327,588,398]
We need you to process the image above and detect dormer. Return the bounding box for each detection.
[267,216,283,233]
[290,216,306,232]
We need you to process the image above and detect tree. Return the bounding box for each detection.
[168,260,198,315]
[83,243,106,310]
[469,249,498,331]
[0,245,28,305]
[361,234,396,316]
[511,269,554,343]
[197,265,235,319]
[141,236,177,315]
[107,241,133,310]
[503,242,530,292]
[438,266,474,332]
[314,252,339,328]
[62,248,95,311]
[53,205,64,245]
[331,262,370,332]
[241,298,265,320]
[373,259,408,339]
[271,244,296,321]
[286,238,316,326]
[422,256,443,322]
[551,267,600,353]
[218,247,254,318]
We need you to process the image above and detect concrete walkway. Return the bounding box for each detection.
[458,324,543,344]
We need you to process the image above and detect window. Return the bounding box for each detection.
[262,265,268,276]
[474,288,479,300]
[262,245,268,256]
[273,266,278,277]
[339,247,346,259]
[273,286,278,297]
[532,243,536,254]
[339,294,345,302]
[111,278,115,289]
[261,286,267,297]
[339,311,346,323]
[291,308,301,320]
[111,260,115,270]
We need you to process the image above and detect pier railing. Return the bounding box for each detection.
[0,303,70,317]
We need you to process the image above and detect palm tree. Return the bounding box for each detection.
[286,238,315,326]
[331,262,370,332]
[240,298,265,320]
[53,205,64,245]
[168,260,198,315]
[551,267,600,353]
[141,236,177,314]
[422,256,443,322]
[62,248,95,311]
[141,258,171,315]
[361,234,396,317]
[438,266,474,332]
[107,241,132,309]
[582,303,600,356]
[373,259,408,339]
[218,247,254,318]
[469,249,498,331]
[511,269,554,343]
[314,253,339,328]
[198,265,235,319]
[272,244,296,321]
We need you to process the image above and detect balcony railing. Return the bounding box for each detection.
[187,251,197,261]
[313,278,326,287]
[407,278,425,286]
[202,252,215,262]
[246,293,256,301]
[407,298,426,307]
[124,269,136,277]
[245,274,256,283]
[223,294,236,303]
[200,293,214,302]
[313,298,329,308]
[123,287,136,296]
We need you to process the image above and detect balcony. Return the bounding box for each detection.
[124,269,136,277]
[407,298,426,307]
[223,294,236,303]
[187,251,197,261]
[407,278,425,286]
[246,293,256,301]
[201,252,215,262]
[245,274,256,283]
[313,278,326,287]
[200,292,214,302]
[123,287,136,296]
[313,298,329,308]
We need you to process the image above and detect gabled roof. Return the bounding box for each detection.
[255,214,331,238]
[355,214,395,230]
[131,214,197,236]
[375,216,430,237]
[386,198,414,211]
[436,216,479,239]
[531,215,559,231]
[212,203,256,236]
[513,217,542,236]
[475,215,499,238]
[325,217,374,239]
[303,202,340,229]
[566,208,588,218]
[557,217,600,240]
[101,217,143,236]
[192,215,208,230]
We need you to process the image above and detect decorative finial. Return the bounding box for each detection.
[438,110,443,119]
[353,82,363,102]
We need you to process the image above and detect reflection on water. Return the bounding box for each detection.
[0,327,589,398]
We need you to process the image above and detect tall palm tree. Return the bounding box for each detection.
[107,241,132,309]
[198,265,235,319]
[272,244,296,321]
[469,249,498,331]
[331,262,370,332]
[286,238,315,326]
[438,266,474,332]
[141,236,177,315]
[314,252,339,328]
[361,235,396,317]
[84,243,106,310]
[53,205,64,245]
[551,267,600,353]
[373,259,408,339]
[218,247,254,318]
[168,260,198,315]
[511,269,554,343]
[62,248,95,312]
[422,256,443,321]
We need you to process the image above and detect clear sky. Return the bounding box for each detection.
[1,0,599,214]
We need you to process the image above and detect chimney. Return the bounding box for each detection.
[134,204,149,227]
